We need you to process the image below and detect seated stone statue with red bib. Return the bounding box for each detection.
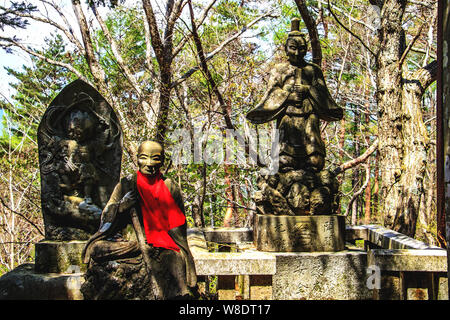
[81,141,197,300]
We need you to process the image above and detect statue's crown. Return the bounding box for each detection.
[288,17,305,37]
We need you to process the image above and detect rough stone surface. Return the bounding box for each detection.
[189,228,276,276]
[81,258,154,300]
[201,227,253,244]
[367,249,447,272]
[192,251,276,276]
[35,240,87,273]
[255,170,340,217]
[254,214,345,252]
[437,275,449,300]
[0,263,84,300]
[272,250,372,300]
[345,225,369,241]
[217,275,236,300]
[364,225,441,249]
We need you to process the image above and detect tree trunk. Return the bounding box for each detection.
[223,166,235,228]
[391,80,429,235]
[373,152,379,221]
[336,117,346,214]
[364,163,371,224]
[71,0,107,94]
[376,0,437,237]
[376,0,407,231]
[364,107,372,224]
[351,104,360,225]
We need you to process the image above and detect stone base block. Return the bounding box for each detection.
[272,251,371,300]
[254,214,345,252]
[0,264,84,300]
[35,240,87,273]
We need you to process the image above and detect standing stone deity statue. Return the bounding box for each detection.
[38,80,122,240]
[81,141,198,300]
[247,18,343,216]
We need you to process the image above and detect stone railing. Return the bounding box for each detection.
[188,225,448,300]
[346,224,447,300]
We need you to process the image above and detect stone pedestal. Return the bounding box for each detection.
[0,264,84,300]
[0,241,87,300]
[35,240,87,273]
[254,214,345,252]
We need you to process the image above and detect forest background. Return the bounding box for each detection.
[0,0,438,275]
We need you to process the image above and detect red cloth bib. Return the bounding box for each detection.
[136,170,186,251]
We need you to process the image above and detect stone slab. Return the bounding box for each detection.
[254,214,345,252]
[345,225,369,242]
[192,251,276,276]
[187,228,209,252]
[202,227,253,244]
[0,263,84,300]
[363,225,441,249]
[187,229,276,276]
[35,240,87,273]
[367,249,447,272]
[272,250,372,300]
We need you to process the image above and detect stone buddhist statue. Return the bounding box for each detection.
[38,79,122,241]
[247,18,345,252]
[247,18,343,217]
[81,141,198,300]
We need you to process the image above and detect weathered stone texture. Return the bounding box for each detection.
[0,264,84,300]
[81,258,153,300]
[254,214,345,252]
[35,240,87,273]
[272,251,372,300]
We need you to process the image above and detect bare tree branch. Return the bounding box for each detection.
[142,0,164,64]
[398,23,425,68]
[172,0,217,57]
[327,0,376,57]
[72,0,107,93]
[333,139,378,175]
[0,197,44,237]
[405,60,438,94]
[172,10,276,88]
[12,5,85,54]
[346,164,371,221]
[0,36,87,81]
[90,2,158,124]
[187,0,232,130]
[294,0,322,66]
[90,2,140,94]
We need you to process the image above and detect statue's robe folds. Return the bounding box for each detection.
[82,174,197,299]
[246,62,343,162]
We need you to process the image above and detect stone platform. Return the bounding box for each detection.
[0,240,87,300]
[254,214,345,252]
[35,240,87,273]
[0,263,84,300]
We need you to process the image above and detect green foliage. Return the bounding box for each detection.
[0,34,80,152]
[0,1,37,53]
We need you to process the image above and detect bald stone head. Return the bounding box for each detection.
[137,140,164,176]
